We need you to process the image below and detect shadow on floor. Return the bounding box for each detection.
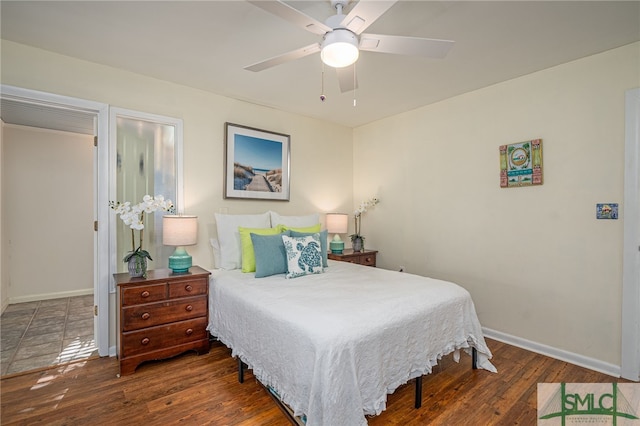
[1,295,98,376]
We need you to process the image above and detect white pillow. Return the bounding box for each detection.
[210,238,221,269]
[214,212,271,270]
[269,211,319,228]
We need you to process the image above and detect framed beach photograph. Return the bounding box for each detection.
[224,123,290,201]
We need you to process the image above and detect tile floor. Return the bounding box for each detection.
[1,295,98,376]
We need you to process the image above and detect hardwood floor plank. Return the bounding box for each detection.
[1,339,632,425]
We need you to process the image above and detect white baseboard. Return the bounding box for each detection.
[482,327,621,378]
[109,345,116,357]
[8,288,94,304]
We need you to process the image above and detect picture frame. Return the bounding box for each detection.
[224,122,290,201]
[499,139,543,188]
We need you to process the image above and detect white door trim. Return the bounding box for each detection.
[0,84,110,357]
[621,87,640,381]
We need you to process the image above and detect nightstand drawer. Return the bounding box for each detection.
[121,283,167,306]
[122,296,207,331]
[168,278,208,298]
[121,317,208,357]
[360,254,376,266]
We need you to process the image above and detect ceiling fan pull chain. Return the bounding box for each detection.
[320,62,327,102]
[353,62,357,107]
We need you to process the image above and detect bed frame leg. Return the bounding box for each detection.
[472,347,478,370]
[238,358,245,383]
[414,376,422,409]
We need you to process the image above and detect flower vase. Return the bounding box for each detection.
[128,256,147,278]
[352,237,363,252]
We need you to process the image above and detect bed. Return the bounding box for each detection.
[207,259,496,426]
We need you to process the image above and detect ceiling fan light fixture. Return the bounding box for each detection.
[321,29,359,68]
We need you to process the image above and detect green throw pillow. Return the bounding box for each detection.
[276,223,321,233]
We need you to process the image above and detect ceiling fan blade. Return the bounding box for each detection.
[245,43,321,72]
[340,0,397,35]
[336,64,358,93]
[247,0,331,35]
[359,33,454,59]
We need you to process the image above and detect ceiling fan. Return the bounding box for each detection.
[244,0,455,93]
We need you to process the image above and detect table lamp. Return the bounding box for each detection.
[163,215,198,274]
[326,213,348,254]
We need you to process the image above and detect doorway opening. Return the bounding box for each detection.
[0,85,109,361]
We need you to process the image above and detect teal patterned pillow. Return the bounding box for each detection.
[282,234,324,279]
[290,229,328,267]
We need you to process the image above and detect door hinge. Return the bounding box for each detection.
[94,221,98,231]
[94,305,98,316]
[94,136,98,147]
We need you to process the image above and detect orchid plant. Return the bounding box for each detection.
[109,195,175,262]
[350,197,379,243]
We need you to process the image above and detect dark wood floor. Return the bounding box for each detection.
[0,338,630,425]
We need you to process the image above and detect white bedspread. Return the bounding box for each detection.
[207,261,496,426]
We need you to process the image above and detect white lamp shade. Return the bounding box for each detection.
[326,213,348,234]
[163,215,198,246]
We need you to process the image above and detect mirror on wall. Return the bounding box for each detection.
[112,109,183,273]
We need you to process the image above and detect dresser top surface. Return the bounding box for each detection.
[114,266,210,286]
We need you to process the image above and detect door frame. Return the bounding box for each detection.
[621,87,640,381]
[1,84,110,356]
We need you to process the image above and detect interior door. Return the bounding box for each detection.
[109,108,184,282]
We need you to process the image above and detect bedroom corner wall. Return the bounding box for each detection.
[353,42,640,369]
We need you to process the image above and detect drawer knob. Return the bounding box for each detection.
[141,312,150,320]
[185,285,193,292]
[140,290,150,298]
[141,337,150,345]
[185,328,193,336]
[185,305,193,312]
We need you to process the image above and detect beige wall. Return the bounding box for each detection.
[353,42,640,367]
[3,125,94,302]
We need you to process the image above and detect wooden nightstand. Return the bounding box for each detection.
[114,266,211,376]
[328,249,378,267]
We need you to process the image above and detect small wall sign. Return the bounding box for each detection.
[596,203,618,219]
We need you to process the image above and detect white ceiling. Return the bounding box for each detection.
[1,1,639,128]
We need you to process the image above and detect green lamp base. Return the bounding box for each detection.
[168,246,192,274]
[329,240,344,254]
